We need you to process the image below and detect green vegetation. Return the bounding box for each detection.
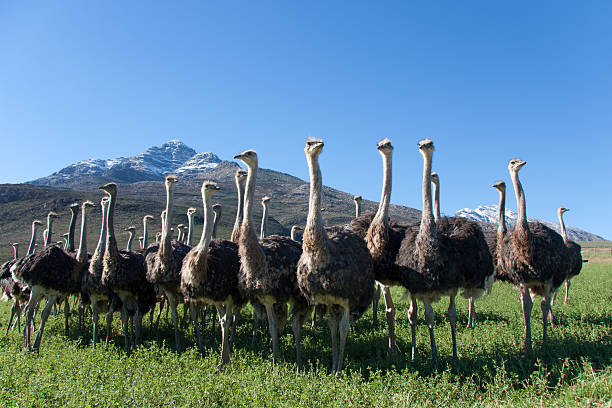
[0,260,610,407]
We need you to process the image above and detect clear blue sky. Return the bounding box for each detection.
[1,1,610,238]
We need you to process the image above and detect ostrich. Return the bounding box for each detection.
[297,139,374,373]
[554,207,583,305]
[125,226,136,252]
[155,232,161,245]
[291,226,302,242]
[65,203,80,252]
[495,159,570,351]
[260,196,271,239]
[430,172,495,330]
[42,212,59,248]
[212,204,222,239]
[180,181,243,365]
[142,215,154,249]
[234,149,310,370]
[145,175,191,351]
[177,224,186,244]
[12,243,19,259]
[230,169,248,243]
[100,183,155,351]
[138,236,144,250]
[61,233,69,250]
[396,139,492,364]
[186,208,196,247]
[14,201,95,351]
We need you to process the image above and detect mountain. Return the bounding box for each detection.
[29,140,221,187]
[456,205,606,242]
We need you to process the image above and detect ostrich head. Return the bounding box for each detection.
[47,211,59,221]
[508,158,526,174]
[430,172,439,186]
[143,214,154,223]
[377,138,393,155]
[213,203,222,215]
[261,196,271,206]
[353,195,362,204]
[558,207,570,216]
[33,220,43,228]
[82,200,95,213]
[418,138,434,158]
[61,233,69,239]
[69,202,79,213]
[304,138,324,157]
[99,182,117,196]
[202,181,221,197]
[12,243,19,248]
[165,174,178,190]
[187,207,197,216]
[236,169,248,183]
[124,226,136,233]
[233,150,258,168]
[492,180,506,192]
[291,225,302,233]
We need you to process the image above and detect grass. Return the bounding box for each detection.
[0,259,610,407]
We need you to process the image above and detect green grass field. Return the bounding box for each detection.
[0,259,610,407]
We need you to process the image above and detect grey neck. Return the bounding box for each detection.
[92,201,108,267]
[44,216,54,248]
[432,180,440,224]
[373,151,392,226]
[260,203,268,239]
[197,192,215,251]
[241,162,258,244]
[355,200,361,218]
[497,189,507,238]
[558,210,568,244]
[126,231,134,252]
[68,207,79,252]
[231,177,245,242]
[418,151,437,240]
[142,218,150,248]
[213,210,220,239]
[12,245,18,260]
[304,152,328,250]
[104,191,118,261]
[161,184,174,256]
[510,170,528,232]
[187,213,195,247]
[76,207,89,263]
[27,223,38,255]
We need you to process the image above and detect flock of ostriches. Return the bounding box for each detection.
[0,139,583,373]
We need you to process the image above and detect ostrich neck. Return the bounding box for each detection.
[497,189,507,239]
[160,185,175,257]
[260,204,268,239]
[241,163,258,242]
[27,224,38,255]
[432,181,440,224]
[558,211,568,244]
[291,228,297,241]
[510,171,528,233]
[92,203,108,266]
[126,231,134,252]
[418,152,436,240]
[143,219,150,248]
[76,209,89,263]
[196,192,215,252]
[67,209,78,252]
[373,152,392,225]
[232,179,245,242]
[187,213,194,247]
[355,201,361,218]
[212,212,220,239]
[105,191,119,261]
[13,246,18,260]
[304,153,328,253]
[44,218,54,247]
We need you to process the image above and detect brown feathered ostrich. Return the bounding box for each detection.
[13,201,95,351]
[180,181,243,365]
[42,211,59,248]
[495,159,570,351]
[81,197,112,345]
[99,183,155,351]
[297,139,374,373]
[144,175,191,351]
[396,139,492,364]
[431,172,495,331]
[554,207,583,305]
[234,149,310,371]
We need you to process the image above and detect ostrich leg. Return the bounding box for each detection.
[447,291,458,359]
[408,295,418,361]
[424,301,438,366]
[520,287,533,352]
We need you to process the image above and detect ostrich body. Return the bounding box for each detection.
[297,139,374,372]
[230,169,248,243]
[234,149,310,370]
[144,175,191,351]
[260,196,270,239]
[555,207,583,305]
[212,204,222,239]
[14,202,94,351]
[495,159,570,351]
[180,181,243,364]
[42,211,59,248]
[100,183,155,351]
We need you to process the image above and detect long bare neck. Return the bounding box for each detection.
[432,180,440,224]
[197,194,214,252]
[213,211,220,239]
[27,224,38,255]
[126,231,134,252]
[160,185,174,257]
[13,246,18,260]
[303,153,328,254]
[44,216,54,247]
[92,203,108,267]
[76,209,89,263]
[260,204,268,239]
[105,192,119,260]
[418,151,436,241]
[497,189,507,239]
[355,201,361,218]
[232,178,245,242]
[67,208,78,252]
[374,152,392,226]
[241,163,258,244]
[143,219,150,248]
[187,214,195,246]
[510,171,528,233]
[558,211,568,244]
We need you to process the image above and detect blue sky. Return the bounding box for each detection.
[1,1,610,238]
